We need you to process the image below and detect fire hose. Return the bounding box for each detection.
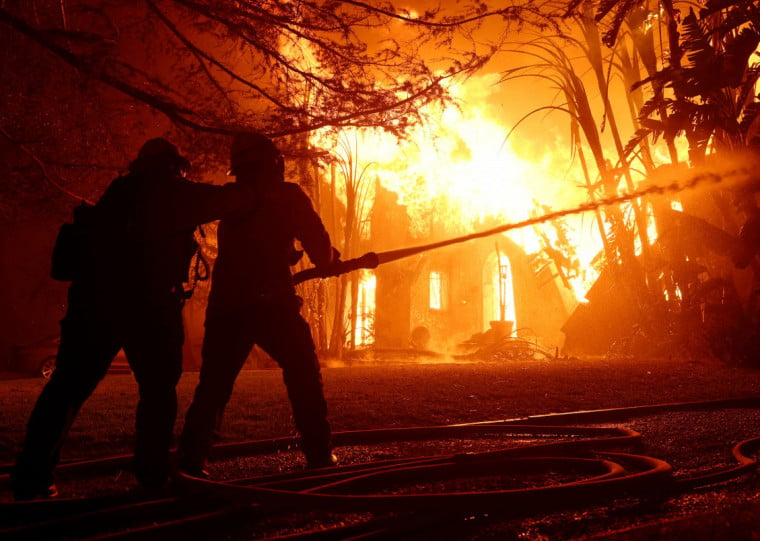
[1,398,759,540]
[291,166,747,284]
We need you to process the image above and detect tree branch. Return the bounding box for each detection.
[147,0,296,114]
[0,125,94,203]
[0,7,238,135]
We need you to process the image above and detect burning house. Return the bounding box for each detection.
[319,153,760,365]
[359,182,574,357]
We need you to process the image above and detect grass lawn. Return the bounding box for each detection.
[2,355,760,466]
[3,356,760,539]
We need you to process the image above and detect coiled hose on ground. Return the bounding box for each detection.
[0,396,759,540]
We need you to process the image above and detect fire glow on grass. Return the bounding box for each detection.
[313,77,604,304]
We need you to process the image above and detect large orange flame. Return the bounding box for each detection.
[313,76,604,303]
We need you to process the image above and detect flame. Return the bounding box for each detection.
[354,270,376,347]
[313,76,603,303]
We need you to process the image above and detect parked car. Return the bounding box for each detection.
[11,337,130,378]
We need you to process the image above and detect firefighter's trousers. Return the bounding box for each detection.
[180,298,331,469]
[12,285,184,495]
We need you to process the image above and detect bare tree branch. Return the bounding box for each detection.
[0,125,93,203]
[0,1,557,144]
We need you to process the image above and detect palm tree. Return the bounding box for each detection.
[499,34,641,271]
[600,0,760,163]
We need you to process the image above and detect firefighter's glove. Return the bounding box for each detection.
[330,247,342,265]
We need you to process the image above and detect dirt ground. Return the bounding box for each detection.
[2,354,760,539]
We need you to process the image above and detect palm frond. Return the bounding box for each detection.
[600,0,638,47]
[680,9,714,70]
[701,0,759,35]
[700,0,740,18]
[623,127,654,157]
[640,118,666,132]
[595,0,623,22]
[637,95,672,120]
[721,28,760,87]
[631,66,680,92]
[738,100,760,143]
[563,0,585,18]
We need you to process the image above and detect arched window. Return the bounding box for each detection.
[483,253,516,328]
[429,271,446,311]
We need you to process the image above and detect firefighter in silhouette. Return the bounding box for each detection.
[179,132,339,476]
[12,138,256,500]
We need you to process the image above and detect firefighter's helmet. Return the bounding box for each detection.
[129,138,190,174]
[229,132,284,179]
